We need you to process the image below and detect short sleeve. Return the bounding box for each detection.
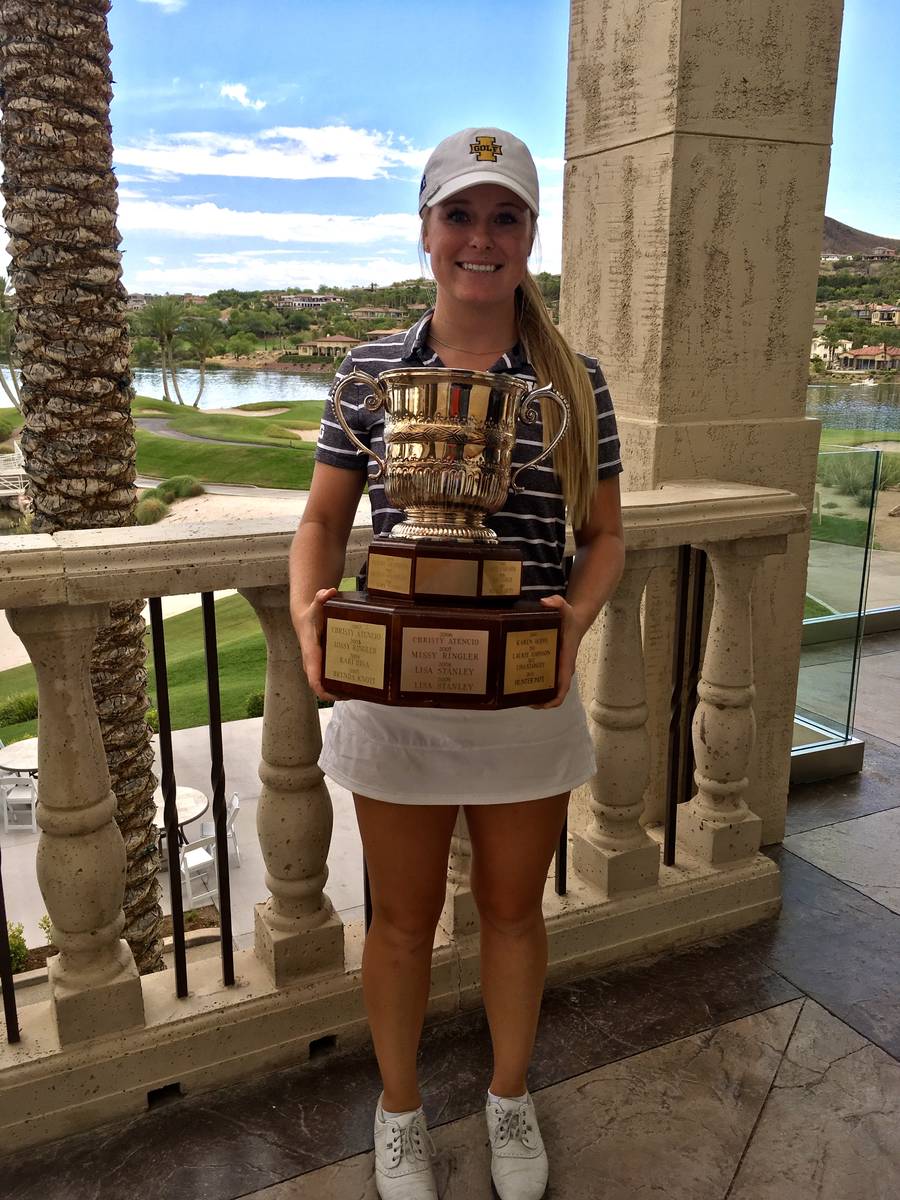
[315,353,371,471]
[584,357,623,480]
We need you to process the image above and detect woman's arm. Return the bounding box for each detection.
[536,473,625,708]
[290,461,367,701]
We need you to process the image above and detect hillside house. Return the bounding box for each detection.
[296,334,358,358]
[835,344,900,371]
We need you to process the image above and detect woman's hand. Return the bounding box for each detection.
[531,594,589,709]
[295,586,341,703]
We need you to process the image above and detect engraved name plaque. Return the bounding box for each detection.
[400,627,489,694]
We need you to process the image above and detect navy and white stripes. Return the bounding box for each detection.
[315,309,623,597]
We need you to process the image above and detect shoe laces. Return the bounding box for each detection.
[385,1114,436,1169]
[490,1101,539,1150]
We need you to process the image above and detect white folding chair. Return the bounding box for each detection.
[199,792,242,866]
[179,834,218,908]
[1,775,38,834]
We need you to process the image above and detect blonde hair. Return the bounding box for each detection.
[516,271,598,529]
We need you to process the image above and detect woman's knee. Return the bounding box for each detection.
[370,899,443,951]
[471,887,544,937]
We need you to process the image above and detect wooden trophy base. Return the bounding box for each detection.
[366,537,523,604]
[322,593,561,709]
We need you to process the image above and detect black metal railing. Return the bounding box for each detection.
[148,593,236,998]
[0,841,21,1044]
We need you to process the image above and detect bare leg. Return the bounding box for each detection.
[354,793,459,1112]
[465,793,570,1097]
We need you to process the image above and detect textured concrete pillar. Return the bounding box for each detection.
[440,808,479,938]
[572,549,664,895]
[564,0,842,843]
[7,604,144,1044]
[240,586,344,982]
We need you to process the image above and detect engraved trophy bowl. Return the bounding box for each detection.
[332,367,570,541]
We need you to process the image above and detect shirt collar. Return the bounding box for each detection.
[400,307,529,372]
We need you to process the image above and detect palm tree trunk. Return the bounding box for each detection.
[168,345,186,406]
[192,358,206,407]
[0,0,164,973]
[159,340,173,404]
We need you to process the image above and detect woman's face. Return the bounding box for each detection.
[422,183,535,309]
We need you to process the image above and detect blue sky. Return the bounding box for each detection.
[104,0,899,295]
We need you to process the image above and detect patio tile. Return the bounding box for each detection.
[253,1000,806,1200]
[785,730,900,835]
[745,846,900,1061]
[783,805,900,915]
[728,998,900,1199]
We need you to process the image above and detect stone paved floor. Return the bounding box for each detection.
[4,731,900,1200]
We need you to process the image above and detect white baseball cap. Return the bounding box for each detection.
[418,127,540,217]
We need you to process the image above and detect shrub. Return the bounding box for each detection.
[38,914,53,946]
[878,454,900,490]
[146,708,160,733]
[246,691,265,718]
[162,474,204,498]
[135,497,170,525]
[0,691,38,725]
[6,922,27,973]
[817,454,880,503]
[822,500,840,509]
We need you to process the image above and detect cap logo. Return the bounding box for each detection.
[469,135,502,163]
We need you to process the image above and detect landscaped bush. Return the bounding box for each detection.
[817,454,881,503]
[246,691,265,718]
[146,708,160,732]
[878,454,900,490]
[0,690,38,725]
[6,922,27,974]
[135,496,170,524]
[163,474,205,498]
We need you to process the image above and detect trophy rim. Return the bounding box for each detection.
[376,365,530,394]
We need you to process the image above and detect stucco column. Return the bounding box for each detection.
[440,808,479,938]
[563,0,842,843]
[240,585,344,982]
[572,549,664,895]
[7,604,144,1044]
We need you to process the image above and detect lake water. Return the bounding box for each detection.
[133,368,900,434]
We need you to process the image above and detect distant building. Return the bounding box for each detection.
[183,294,208,305]
[272,294,342,310]
[296,335,358,358]
[810,335,851,362]
[835,344,900,371]
[860,247,897,262]
[349,305,405,320]
[126,293,148,311]
[870,305,900,327]
[819,253,842,262]
[363,328,407,341]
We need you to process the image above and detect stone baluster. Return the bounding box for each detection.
[7,604,144,1045]
[240,586,344,983]
[440,808,479,938]
[677,537,785,865]
[572,550,665,897]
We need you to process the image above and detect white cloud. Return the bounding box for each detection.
[220,83,266,112]
[117,196,421,245]
[127,255,425,294]
[145,256,165,266]
[137,0,186,11]
[114,125,427,182]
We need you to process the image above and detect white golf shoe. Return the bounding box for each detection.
[485,1092,548,1200]
[373,1093,439,1200]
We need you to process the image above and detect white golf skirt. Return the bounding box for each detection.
[318,681,596,805]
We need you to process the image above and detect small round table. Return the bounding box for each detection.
[0,737,39,776]
[152,786,209,844]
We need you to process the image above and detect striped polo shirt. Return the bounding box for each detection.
[315,308,622,597]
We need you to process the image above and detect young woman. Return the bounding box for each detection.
[290,127,625,1200]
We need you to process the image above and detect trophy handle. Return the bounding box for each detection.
[510,383,571,492]
[331,369,388,480]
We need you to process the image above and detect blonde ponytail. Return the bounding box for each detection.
[516,272,598,529]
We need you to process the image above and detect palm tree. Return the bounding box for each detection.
[139,296,187,405]
[182,319,221,407]
[0,0,164,973]
[0,276,22,411]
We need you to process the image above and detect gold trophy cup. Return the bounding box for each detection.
[321,367,570,708]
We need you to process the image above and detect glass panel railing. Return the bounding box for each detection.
[794,447,879,751]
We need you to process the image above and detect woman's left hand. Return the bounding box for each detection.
[531,594,588,709]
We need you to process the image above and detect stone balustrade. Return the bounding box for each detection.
[0,480,807,1148]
